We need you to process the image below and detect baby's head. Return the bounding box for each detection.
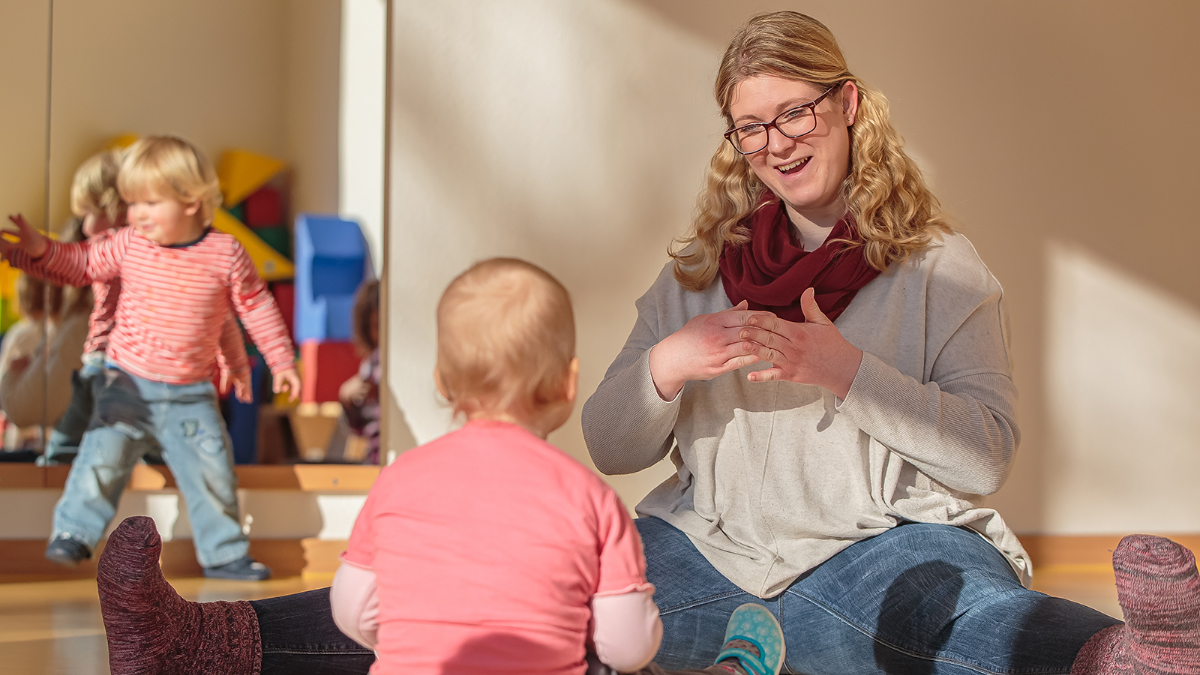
[436,258,578,436]
[117,136,222,246]
[70,150,125,237]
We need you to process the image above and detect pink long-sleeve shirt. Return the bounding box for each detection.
[12,227,292,384]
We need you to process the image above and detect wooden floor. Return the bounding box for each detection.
[0,566,1122,675]
[0,574,332,675]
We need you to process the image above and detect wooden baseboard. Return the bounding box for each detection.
[0,464,379,492]
[1018,533,1200,567]
[0,537,347,580]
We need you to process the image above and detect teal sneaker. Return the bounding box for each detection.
[714,603,786,675]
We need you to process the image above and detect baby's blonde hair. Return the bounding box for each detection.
[117,136,222,225]
[70,151,124,221]
[436,258,575,419]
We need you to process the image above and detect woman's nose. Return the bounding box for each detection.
[766,125,795,154]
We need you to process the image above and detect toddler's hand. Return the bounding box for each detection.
[222,368,254,404]
[2,214,50,259]
[273,367,301,401]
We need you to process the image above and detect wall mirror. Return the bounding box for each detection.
[0,0,387,467]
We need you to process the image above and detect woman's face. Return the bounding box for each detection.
[728,75,858,226]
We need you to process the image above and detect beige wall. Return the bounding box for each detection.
[386,0,1200,535]
[0,2,51,235]
[41,0,340,232]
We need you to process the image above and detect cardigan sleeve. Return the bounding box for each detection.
[836,244,1020,496]
[582,272,684,476]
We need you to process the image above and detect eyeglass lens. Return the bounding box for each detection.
[731,107,817,154]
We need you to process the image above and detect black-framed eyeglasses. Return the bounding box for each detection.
[723,85,838,155]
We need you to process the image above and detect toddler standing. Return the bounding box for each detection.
[39,150,252,466]
[2,136,299,580]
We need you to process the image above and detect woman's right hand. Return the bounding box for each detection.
[648,300,773,400]
[2,214,50,259]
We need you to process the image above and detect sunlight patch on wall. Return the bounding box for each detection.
[1043,241,1200,534]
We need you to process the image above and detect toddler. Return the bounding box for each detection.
[38,150,252,466]
[2,135,299,580]
[327,258,786,675]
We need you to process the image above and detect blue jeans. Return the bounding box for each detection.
[52,365,248,567]
[642,518,1121,674]
[41,358,105,466]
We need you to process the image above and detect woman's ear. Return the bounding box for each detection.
[840,80,860,126]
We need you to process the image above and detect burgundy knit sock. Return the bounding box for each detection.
[1113,535,1200,675]
[1072,624,1131,675]
[97,516,262,675]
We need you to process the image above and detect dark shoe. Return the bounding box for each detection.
[204,556,272,581]
[45,533,92,567]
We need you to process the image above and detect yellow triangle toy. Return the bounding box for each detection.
[217,149,286,207]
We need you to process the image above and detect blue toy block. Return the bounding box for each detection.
[294,214,369,342]
[227,357,267,464]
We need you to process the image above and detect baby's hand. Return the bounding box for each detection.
[2,214,50,259]
[273,367,301,401]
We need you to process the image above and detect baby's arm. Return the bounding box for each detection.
[330,560,379,650]
[591,587,661,673]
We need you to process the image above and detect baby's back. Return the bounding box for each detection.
[349,419,645,675]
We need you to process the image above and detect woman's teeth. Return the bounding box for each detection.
[779,157,810,174]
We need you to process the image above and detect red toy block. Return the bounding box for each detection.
[300,339,360,403]
[244,185,282,228]
[272,281,295,342]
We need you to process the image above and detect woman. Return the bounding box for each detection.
[95,11,1198,675]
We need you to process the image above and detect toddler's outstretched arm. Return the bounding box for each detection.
[1,214,49,259]
[591,587,662,672]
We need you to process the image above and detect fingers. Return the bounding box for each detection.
[719,353,761,373]
[799,287,830,326]
[747,367,783,383]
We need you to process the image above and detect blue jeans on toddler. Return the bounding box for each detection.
[641,517,1121,675]
[51,364,249,568]
[40,354,105,466]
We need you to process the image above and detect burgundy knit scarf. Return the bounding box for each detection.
[718,195,880,322]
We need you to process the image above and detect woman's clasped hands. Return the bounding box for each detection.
[649,288,863,401]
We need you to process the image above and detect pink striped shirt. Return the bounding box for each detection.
[15,227,293,385]
[75,231,249,376]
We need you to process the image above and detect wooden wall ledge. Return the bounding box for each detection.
[0,463,379,492]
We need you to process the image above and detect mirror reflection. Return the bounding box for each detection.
[0,0,385,468]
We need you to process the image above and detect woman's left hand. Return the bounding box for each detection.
[738,287,864,399]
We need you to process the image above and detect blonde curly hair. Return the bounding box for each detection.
[671,11,951,291]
